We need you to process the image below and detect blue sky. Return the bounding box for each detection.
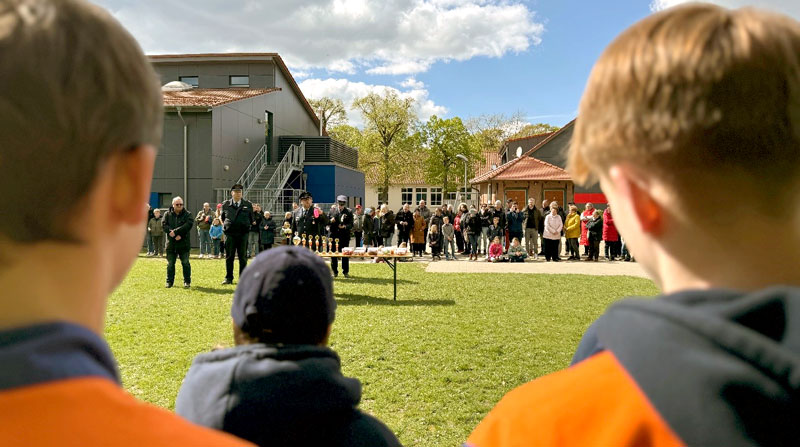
[94,0,798,128]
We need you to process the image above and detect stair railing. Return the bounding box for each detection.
[261,141,305,212]
[237,143,268,195]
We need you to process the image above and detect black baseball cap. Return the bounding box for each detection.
[299,191,312,200]
[231,245,335,344]
[231,183,244,191]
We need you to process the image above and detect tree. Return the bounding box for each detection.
[352,90,417,202]
[419,115,479,196]
[309,97,347,133]
[509,122,560,139]
[328,124,363,149]
[465,112,528,155]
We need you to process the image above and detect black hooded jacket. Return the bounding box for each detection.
[175,344,402,447]
[571,286,800,446]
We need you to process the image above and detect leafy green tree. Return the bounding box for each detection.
[352,90,417,201]
[509,122,560,139]
[419,115,478,195]
[309,97,347,133]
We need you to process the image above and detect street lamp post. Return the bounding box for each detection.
[456,154,468,205]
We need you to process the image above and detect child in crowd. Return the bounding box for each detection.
[441,216,456,261]
[507,237,527,262]
[281,221,293,245]
[488,216,504,258]
[210,217,224,258]
[148,209,165,257]
[428,224,443,261]
[488,236,504,262]
[585,209,603,262]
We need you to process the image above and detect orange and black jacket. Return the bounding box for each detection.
[468,287,800,446]
[0,322,252,446]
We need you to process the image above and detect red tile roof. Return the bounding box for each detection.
[490,157,571,181]
[474,150,500,179]
[162,88,280,108]
[471,120,575,183]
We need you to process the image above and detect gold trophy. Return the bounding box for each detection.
[302,233,307,248]
[292,232,301,246]
[328,237,333,254]
[315,235,320,253]
[320,236,326,254]
[335,238,340,253]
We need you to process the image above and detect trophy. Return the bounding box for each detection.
[302,233,307,248]
[292,232,301,246]
[315,235,320,253]
[321,236,327,254]
[335,238,340,252]
[328,237,333,254]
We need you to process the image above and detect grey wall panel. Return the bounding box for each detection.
[210,96,269,189]
[153,61,277,89]
[528,125,573,169]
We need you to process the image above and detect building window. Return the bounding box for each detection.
[179,76,198,88]
[377,187,388,205]
[401,188,413,206]
[450,187,474,202]
[415,187,428,204]
[230,75,250,87]
[158,193,173,209]
[430,188,442,206]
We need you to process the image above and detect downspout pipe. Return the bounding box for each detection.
[177,107,188,203]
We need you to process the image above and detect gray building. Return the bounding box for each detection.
[148,53,364,245]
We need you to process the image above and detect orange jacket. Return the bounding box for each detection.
[467,351,683,447]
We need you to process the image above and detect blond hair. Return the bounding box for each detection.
[570,4,800,204]
[0,0,162,243]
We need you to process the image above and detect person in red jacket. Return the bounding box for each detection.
[602,205,620,260]
[0,1,251,445]
[468,4,800,446]
[578,202,594,257]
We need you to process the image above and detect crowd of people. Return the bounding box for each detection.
[4,1,800,446]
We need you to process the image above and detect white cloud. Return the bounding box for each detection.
[299,77,447,128]
[400,77,425,89]
[93,0,545,75]
[650,0,800,18]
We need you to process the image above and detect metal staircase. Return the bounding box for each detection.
[236,141,305,213]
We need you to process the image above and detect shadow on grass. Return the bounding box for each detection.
[192,286,235,296]
[335,293,455,307]
[336,276,417,285]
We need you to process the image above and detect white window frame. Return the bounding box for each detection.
[401,187,413,206]
[430,187,443,206]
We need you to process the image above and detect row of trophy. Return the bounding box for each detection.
[292,232,339,254]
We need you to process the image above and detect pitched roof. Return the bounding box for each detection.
[162,88,280,108]
[471,120,576,183]
[502,131,555,150]
[489,157,571,181]
[149,53,323,133]
[474,150,500,179]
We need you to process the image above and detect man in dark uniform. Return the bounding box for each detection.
[221,183,254,285]
[162,196,193,288]
[292,191,325,251]
[328,195,354,278]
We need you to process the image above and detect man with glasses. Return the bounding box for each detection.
[221,183,254,285]
[163,196,193,288]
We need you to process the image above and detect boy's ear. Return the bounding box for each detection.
[606,164,663,236]
[108,145,157,226]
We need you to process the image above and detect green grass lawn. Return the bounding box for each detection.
[106,256,658,446]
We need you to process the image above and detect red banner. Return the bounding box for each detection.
[573,193,607,204]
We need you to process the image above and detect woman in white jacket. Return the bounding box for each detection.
[543,206,564,261]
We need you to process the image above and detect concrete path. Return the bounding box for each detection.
[423,256,650,278]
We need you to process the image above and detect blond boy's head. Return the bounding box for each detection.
[570,4,800,212]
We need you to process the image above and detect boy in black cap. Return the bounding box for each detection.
[175,246,402,447]
[221,183,255,284]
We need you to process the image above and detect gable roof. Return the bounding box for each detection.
[471,119,576,183]
[502,131,555,153]
[149,53,322,132]
[162,88,280,108]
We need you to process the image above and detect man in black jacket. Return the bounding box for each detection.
[329,195,354,278]
[221,183,254,285]
[292,191,325,250]
[523,198,541,258]
[395,204,414,246]
[162,196,193,288]
[176,246,402,447]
